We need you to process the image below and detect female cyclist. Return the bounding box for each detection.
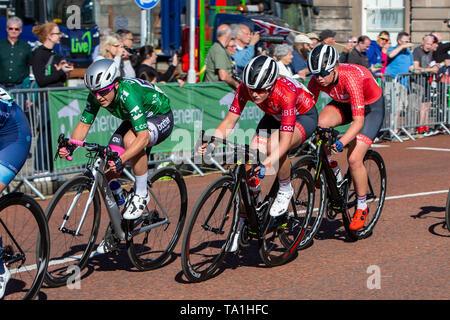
[198,55,318,218]
[58,59,174,253]
[306,44,385,230]
[0,88,32,298]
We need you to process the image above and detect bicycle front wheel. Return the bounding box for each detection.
[259,168,315,267]
[343,150,387,240]
[44,175,101,287]
[181,175,238,282]
[0,192,49,300]
[127,167,187,271]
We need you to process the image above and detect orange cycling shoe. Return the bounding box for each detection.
[349,208,368,230]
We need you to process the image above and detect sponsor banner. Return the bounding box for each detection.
[49,81,335,170]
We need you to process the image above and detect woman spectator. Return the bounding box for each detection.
[31,22,73,172]
[273,44,296,78]
[135,45,184,87]
[94,33,126,75]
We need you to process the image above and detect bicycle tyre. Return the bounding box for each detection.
[445,189,450,232]
[259,167,315,266]
[181,175,238,282]
[343,150,387,241]
[292,155,326,249]
[127,167,187,271]
[44,175,101,288]
[0,192,50,300]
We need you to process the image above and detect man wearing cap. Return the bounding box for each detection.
[319,29,336,46]
[290,34,312,80]
[306,32,319,49]
[366,31,390,71]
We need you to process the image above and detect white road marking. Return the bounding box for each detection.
[408,147,450,152]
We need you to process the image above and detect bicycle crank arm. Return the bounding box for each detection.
[202,224,225,235]
[59,226,83,236]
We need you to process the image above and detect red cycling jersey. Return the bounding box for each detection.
[307,63,382,117]
[230,77,315,132]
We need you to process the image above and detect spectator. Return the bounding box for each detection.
[289,34,311,80]
[0,17,32,91]
[306,32,320,49]
[366,31,390,70]
[339,36,358,63]
[273,44,295,78]
[31,22,73,172]
[347,35,380,73]
[385,31,414,134]
[431,32,450,66]
[116,29,136,78]
[94,34,126,75]
[413,34,439,134]
[92,27,113,61]
[380,38,391,75]
[135,45,184,87]
[231,24,260,78]
[204,24,239,89]
[319,29,336,46]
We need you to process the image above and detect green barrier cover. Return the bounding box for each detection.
[49,81,334,170]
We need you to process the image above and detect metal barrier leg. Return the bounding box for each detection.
[389,129,403,142]
[23,178,46,200]
[209,157,227,173]
[440,123,450,134]
[184,157,205,176]
[400,127,415,141]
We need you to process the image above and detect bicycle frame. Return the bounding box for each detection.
[58,155,172,242]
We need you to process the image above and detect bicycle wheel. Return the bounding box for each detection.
[44,175,101,287]
[0,192,49,300]
[343,150,387,240]
[292,155,326,249]
[181,175,238,282]
[127,167,187,271]
[259,168,315,266]
[445,189,450,232]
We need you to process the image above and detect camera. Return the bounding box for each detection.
[124,46,137,55]
[259,35,285,44]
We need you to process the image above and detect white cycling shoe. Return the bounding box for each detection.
[0,264,11,299]
[270,187,294,217]
[123,193,150,220]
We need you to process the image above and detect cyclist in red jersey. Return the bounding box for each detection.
[307,44,385,230]
[198,55,318,222]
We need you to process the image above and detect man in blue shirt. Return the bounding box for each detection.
[231,24,260,78]
[366,31,390,69]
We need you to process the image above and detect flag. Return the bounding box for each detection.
[251,19,292,36]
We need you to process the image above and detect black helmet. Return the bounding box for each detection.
[242,55,279,90]
[307,44,339,75]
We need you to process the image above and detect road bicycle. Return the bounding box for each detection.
[43,134,187,287]
[181,132,315,282]
[0,192,49,299]
[445,189,450,232]
[293,126,387,241]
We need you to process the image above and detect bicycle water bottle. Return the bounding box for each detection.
[109,180,125,207]
[329,160,343,184]
[248,177,262,204]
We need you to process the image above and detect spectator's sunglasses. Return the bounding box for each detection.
[8,27,20,31]
[312,69,333,78]
[92,83,116,97]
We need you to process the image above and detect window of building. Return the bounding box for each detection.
[362,0,405,41]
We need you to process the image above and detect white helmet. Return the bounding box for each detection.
[307,44,339,75]
[0,87,12,101]
[84,59,120,92]
[242,55,279,90]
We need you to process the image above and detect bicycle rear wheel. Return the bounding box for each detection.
[292,155,326,249]
[343,150,387,240]
[445,189,450,232]
[0,192,49,300]
[44,175,101,287]
[259,168,315,266]
[181,175,238,282]
[127,167,187,271]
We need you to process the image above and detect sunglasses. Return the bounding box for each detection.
[8,27,20,31]
[92,83,116,97]
[312,69,332,78]
[247,86,270,94]
[347,40,357,43]
[400,39,411,43]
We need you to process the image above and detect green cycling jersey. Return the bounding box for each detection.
[81,78,171,132]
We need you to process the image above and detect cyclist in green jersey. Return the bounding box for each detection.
[58,59,174,253]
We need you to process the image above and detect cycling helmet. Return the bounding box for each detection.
[84,59,120,92]
[0,87,12,101]
[242,55,279,90]
[307,44,339,75]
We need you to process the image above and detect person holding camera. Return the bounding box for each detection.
[231,24,260,78]
[116,29,136,78]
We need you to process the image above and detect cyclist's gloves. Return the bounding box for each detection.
[109,157,123,173]
[335,140,344,152]
[257,164,266,179]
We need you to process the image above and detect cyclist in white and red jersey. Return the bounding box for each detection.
[198,55,318,219]
[307,44,385,230]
